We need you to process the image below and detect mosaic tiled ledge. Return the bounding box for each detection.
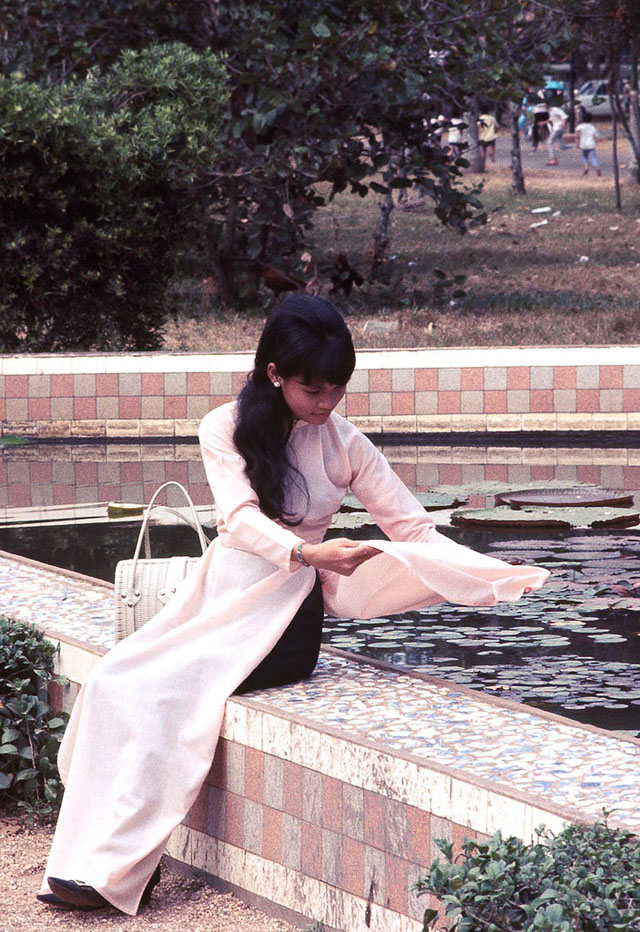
[1,550,638,835]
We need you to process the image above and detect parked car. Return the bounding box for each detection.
[575,79,614,117]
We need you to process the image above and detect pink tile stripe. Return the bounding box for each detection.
[1,347,639,437]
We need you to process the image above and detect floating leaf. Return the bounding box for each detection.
[330,512,378,530]
[496,487,635,508]
[340,490,465,513]
[434,479,594,497]
[451,505,640,529]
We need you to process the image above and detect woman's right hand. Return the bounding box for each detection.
[294,538,380,576]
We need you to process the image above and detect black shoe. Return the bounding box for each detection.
[46,878,110,909]
[36,892,81,910]
[140,863,161,906]
[46,864,160,911]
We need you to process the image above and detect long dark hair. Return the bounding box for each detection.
[234,294,355,524]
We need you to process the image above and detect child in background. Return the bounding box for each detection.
[575,112,602,176]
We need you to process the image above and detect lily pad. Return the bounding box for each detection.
[450,505,640,529]
[495,487,635,508]
[415,491,469,510]
[340,490,466,512]
[330,512,379,530]
[107,502,145,518]
[434,480,595,497]
[489,549,557,561]
[340,493,367,513]
[0,435,34,448]
[487,539,568,551]
[555,550,623,561]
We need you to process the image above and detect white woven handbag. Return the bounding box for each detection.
[114,481,209,641]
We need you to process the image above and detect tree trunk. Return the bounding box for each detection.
[629,89,640,184]
[612,112,622,212]
[508,101,526,195]
[568,52,576,133]
[204,178,238,309]
[206,245,235,309]
[466,94,483,173]
[371,191,394,275]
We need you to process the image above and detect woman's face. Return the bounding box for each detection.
[267,363,346,424]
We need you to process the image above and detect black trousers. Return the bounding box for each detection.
[234,572,324,694]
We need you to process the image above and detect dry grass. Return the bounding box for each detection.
[162,139,640,353]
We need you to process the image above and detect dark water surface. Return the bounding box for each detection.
[324,526,640,738]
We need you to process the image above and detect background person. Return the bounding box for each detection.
[446,109,465,157]
[531,90,549,150]
[39,295,549,915]
[575,111,602,176]
[546,100,568,165]
[478,109,498,170]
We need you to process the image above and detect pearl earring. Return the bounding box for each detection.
[273,380,281,388]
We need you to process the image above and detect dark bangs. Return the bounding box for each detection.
[293,335,355,386]
[253,294,356,387]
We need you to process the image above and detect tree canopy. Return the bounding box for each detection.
[0,43,228,350]
[4,0,633,329]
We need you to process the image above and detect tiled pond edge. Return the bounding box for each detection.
[2,345,640,439]
[2,549,639,932]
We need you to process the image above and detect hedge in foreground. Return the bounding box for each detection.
[415,818,640,931]
[0,618,68,813]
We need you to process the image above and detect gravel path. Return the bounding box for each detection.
[1,815,303,932]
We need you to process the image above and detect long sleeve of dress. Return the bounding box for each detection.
[320,415,549,620]
[344,424,436,544]
[199,403,302,571]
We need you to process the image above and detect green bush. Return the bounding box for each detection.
[416,818,640,931]
[0,617,68,813]
[0,42,227,351]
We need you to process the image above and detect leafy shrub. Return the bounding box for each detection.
[415,818,640,931]
[0,42,227,351]
[0,618,68,813]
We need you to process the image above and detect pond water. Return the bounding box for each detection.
[1,436,639,738]
[326,526,640,739]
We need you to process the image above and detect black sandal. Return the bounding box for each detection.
[42,863,161,911]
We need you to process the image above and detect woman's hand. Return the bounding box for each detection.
[293,538,380,576]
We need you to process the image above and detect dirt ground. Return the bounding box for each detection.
[0,814,303,932]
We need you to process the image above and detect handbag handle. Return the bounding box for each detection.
[130,481,209,583]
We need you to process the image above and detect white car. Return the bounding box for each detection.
[575,80,614,117]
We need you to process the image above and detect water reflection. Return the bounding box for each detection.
[2,433,639,514]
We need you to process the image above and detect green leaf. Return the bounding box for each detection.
[47,718,66,729]
[15,767,38,782]
[1,727,21,743]
[311,22,331,38]
[421,907,438,928]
